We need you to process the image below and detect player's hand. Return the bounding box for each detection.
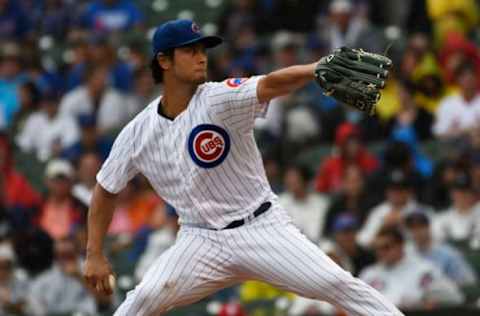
[83,252,115,296]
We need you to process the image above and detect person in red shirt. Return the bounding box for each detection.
[0,133,42,227]
[314,122,378,194]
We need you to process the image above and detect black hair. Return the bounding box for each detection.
[286,164,312,182]
[150,49,174,84]
[21,81,41,107]
[377,226,405,244]
[383,141,412,169]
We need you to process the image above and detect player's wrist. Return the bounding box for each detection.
[86,247,104,258]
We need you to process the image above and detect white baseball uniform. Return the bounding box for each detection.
[97,76,403,316]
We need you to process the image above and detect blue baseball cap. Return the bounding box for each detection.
[152,19,223,56]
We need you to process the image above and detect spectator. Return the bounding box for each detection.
[11,80,40,134]
[126,67,156,120]
[66,34,134,92]
[388,83,434,143]
[72,152,101,207]
[411,52,450,115]
[405,211,477,286]
[368,140,426,203]
[0,242,29,315]
[0,43,26,127]
[390,128,434,178]
[279,165,329,242]
[61,114,113,163]
[0,133,42,226]
[12,228,53,277]
[425,160,458,210]
[358,169,432,247]
[60,65,129,134]
[38,160,84,240]
[218,302,247,316]
[433,170,480,244]
[0,0,31,40]
[81,0,143,33]
[433,61,480,139]
[315,122,378,194]
[438,32,480,86]
[324,165,377,235]
[135,204,178,281]
[27,237,97,315]
[109,177,163,236]
[331,214,376,276]
[39,0,75,39]
[16,91,80,162]
[316,0,384,53]
[218,0,258,38]
[360,227,464,309]
[426,0,479,46]
[255,31,301,142]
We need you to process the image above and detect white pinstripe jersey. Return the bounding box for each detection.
[97,76,278,229]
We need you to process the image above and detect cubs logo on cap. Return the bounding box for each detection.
[188,124,230,168]
[226,78,248,88]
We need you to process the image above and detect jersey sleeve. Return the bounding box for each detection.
[96,122,138,194]
[208,76,269,132]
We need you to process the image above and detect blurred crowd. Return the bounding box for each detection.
[0,0,480,315]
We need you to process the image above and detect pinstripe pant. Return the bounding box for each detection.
[114,208,404,316]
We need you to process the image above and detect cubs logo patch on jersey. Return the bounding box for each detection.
[226,78,249,88]
[188,124,231,168]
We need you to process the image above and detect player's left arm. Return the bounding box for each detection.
[257,63,317,103]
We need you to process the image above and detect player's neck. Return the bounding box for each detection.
[161,79,198,118]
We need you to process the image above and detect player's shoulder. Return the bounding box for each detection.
[201,77,259,93]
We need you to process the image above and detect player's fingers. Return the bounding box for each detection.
[85,275,96,289]
[95,279,105,294]
[99,276,113,295]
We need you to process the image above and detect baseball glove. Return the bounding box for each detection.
[314,47,392,116]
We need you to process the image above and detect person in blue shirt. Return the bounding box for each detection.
[65,34,133,92]
[81,0,144,33]
[0,44,28,126]
[405,211,477,287]
[61,114,113,163]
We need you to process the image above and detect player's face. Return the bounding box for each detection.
[172,43,208,84]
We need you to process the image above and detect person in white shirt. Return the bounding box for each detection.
[357,169,431,247]
[16,92,80,162]
[433,62,480,139]
[405,211,477,287]
[433,170,480,244]
[360,227,464,310]
[59,65,129,134]
[279,165,329,243]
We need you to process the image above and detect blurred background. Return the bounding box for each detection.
[0,0,480,315]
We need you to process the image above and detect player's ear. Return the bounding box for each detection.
[157,53,172,71]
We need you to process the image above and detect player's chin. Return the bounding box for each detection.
[192,73,207,84]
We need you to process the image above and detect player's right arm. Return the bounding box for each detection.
[84,183,117,296]
[83,119,139,295]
